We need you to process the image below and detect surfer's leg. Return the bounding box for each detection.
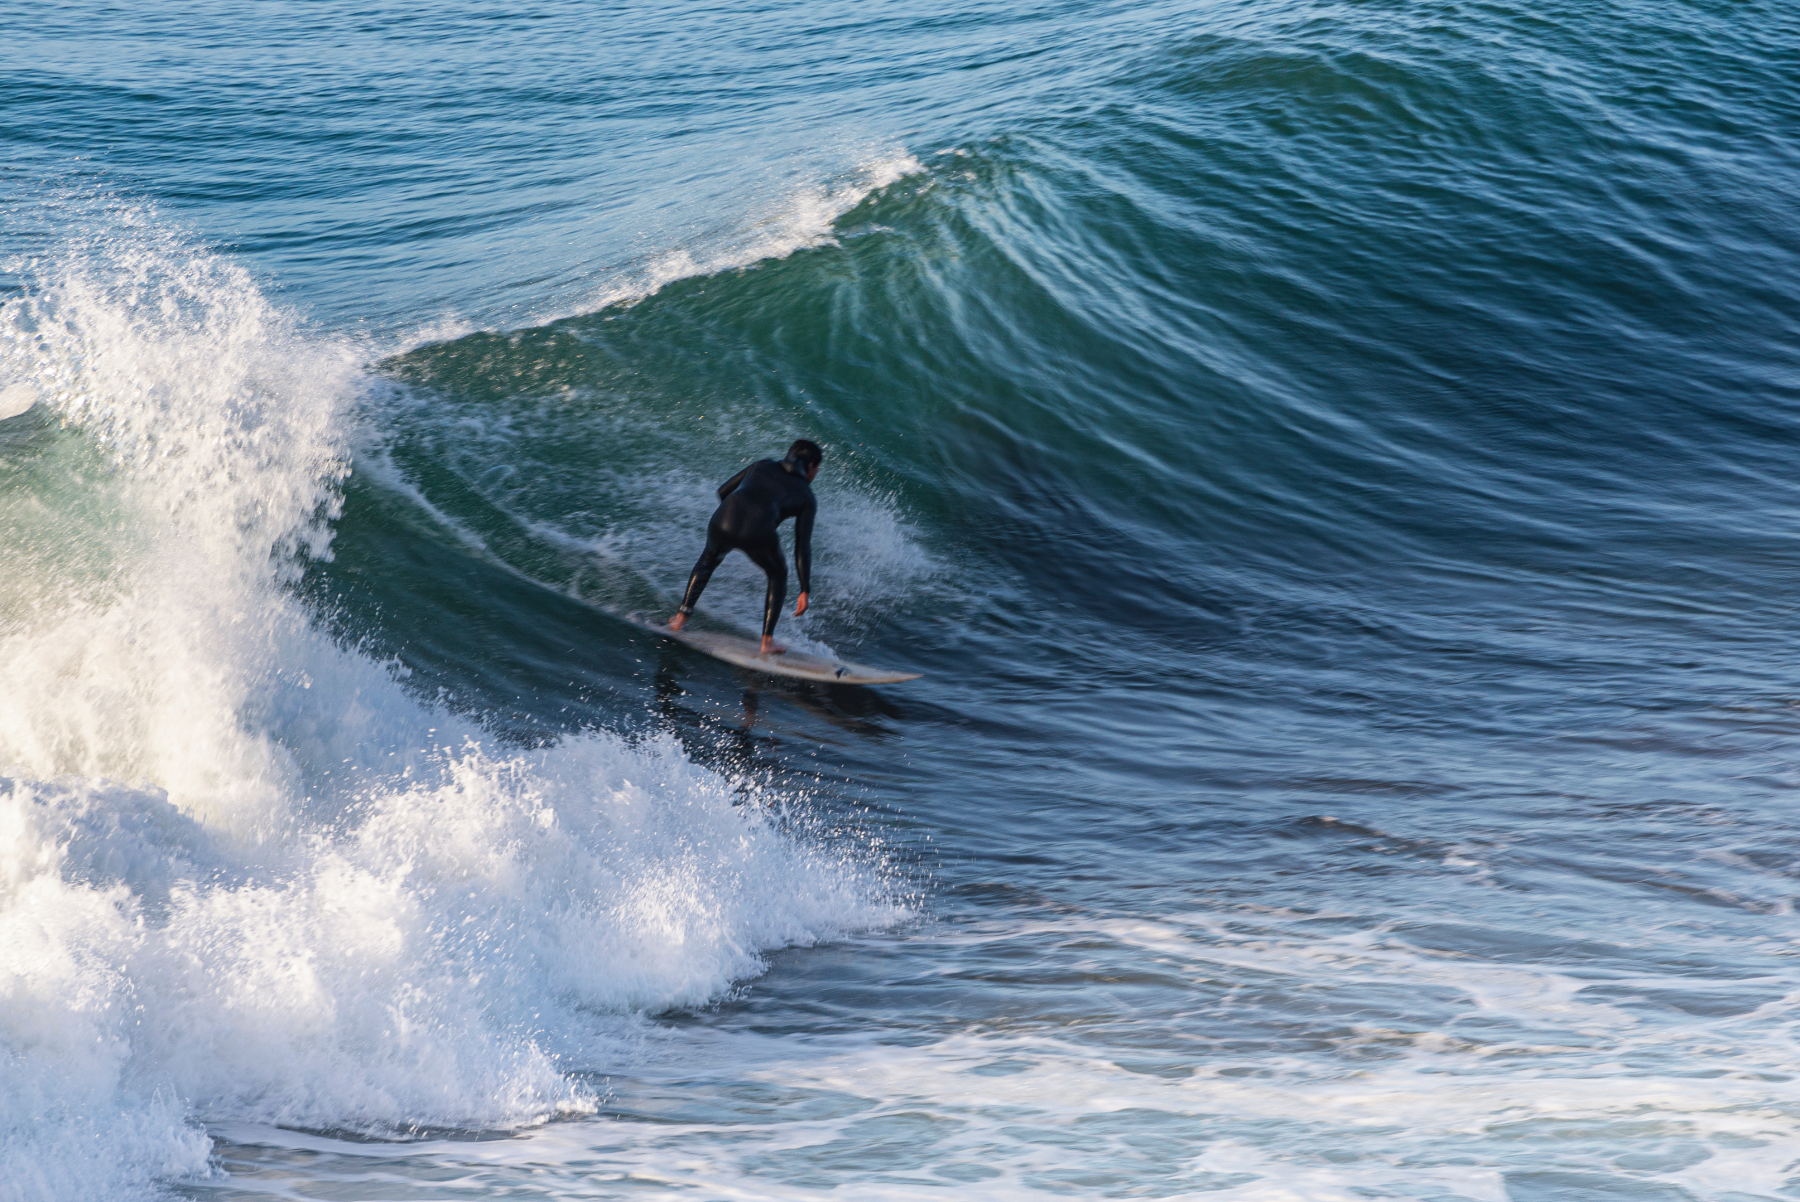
[740,535,788,652]
[673,528,730,627]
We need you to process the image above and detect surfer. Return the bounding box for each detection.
[668,439,822,655]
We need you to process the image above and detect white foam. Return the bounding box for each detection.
[217,1005,1799,1201]
[463,910,1798,1201]
[0,212,897,1201]
[0,381,36,421]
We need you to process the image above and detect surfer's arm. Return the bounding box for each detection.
[792,500,815,599]
[716,466,749,500]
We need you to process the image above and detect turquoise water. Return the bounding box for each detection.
[5,2,1800,1199]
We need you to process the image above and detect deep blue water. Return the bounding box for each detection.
[5,2,1800,1199]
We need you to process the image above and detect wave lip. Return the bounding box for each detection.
[542,150,927,337]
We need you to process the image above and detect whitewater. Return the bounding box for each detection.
[0,217,898,1201]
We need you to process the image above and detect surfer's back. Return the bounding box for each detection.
[714,458,815,536]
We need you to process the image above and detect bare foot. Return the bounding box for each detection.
[667,612,687,631]
[759,636,787,655]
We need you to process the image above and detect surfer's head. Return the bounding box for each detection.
[785,439,824,481]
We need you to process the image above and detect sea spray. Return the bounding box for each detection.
[0,212,357,826]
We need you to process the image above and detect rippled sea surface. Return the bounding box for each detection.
[5,2,1800,1199]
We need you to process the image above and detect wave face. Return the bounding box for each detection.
[7,0,1800,1199]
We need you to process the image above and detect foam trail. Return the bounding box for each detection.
[0,211,896,1202]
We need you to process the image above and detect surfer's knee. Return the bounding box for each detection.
[751,541,787,583]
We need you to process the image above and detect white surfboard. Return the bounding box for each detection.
[626,613,922,685]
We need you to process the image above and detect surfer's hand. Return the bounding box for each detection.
[667,612,687,631]
[794,592,809,617]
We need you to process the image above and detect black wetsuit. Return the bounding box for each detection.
[678,458,816,638]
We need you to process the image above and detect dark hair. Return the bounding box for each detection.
[785,439,824,470]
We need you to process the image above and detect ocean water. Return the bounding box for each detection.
[4,1,1800,1199]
